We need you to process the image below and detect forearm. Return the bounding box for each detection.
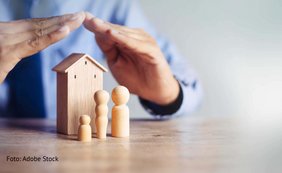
[139,76,203,117]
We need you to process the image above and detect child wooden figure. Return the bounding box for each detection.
[78,115,92,142]
[111,86,130,137]
[94,90,109,139]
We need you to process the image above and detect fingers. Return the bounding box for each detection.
[0,12,84,34]
[84,16,146,40]
[84,16,110,34]
[0,12,85,46]
[0,23,64,46]
[14,10,84,58]
[16,11,84,57]
[93,27,140,64]
[84,14,158,63]
[84,16,149,55]
[27,12,82,31]
[95,35,118,63]
[14,26,70,59]
[84,16,136,34]
[61,11,85,31]
[107,30,139,49]
[106,22,141,35]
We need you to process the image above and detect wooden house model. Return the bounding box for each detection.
[52,53,107,135]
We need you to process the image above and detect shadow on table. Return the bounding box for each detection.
[131,117,172,122]
[1,117,171,141]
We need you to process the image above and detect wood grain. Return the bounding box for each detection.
[67,57,103,135]
[0,117,239,173]
[56,73,68,134]
[54,53,107,135]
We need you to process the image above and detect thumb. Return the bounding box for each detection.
[83,12,96,32]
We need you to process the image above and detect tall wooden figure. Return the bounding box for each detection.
[78,115,92,142]
[94,90,109,139]
[111,86,130,137]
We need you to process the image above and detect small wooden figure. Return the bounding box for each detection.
[78,115,92,142]
[52,53,108,135]
[111,86,130,138]
[94,90,109,139]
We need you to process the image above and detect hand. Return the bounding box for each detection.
[0,11,86,83]
[84,13,179,105]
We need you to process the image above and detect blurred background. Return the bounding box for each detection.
[110,0,282,119]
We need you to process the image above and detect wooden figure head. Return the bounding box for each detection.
[79,115,91,125]
[112,86,130,105]
[94,90,110,105]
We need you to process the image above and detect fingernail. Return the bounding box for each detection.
[93,17,104,24]
[111,29,119,35]
[58,25,69,32]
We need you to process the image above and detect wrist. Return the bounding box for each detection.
[139,81,183,116]
[151,77,180,105]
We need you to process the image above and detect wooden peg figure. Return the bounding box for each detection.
[111,86,130,137]
[78,115,92,142]
[94,90,109,139]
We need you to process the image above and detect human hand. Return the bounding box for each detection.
[84,13,179,105]
[0,11,85,83]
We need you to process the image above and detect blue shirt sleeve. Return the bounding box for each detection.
[112,0,204,117]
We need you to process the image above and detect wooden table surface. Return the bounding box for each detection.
[0,117,240,173]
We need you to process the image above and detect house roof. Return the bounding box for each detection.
[52,53,108,73]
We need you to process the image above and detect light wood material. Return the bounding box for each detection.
[52,53,107,135]
[0,117,239,173]
[52,53,108,73]
[78,115,92,142]
[111,86,130,137]
[94,90,109,139]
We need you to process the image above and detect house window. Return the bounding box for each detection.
[94,74,96,78]
[74,75,77,79]
[85,61,87,65]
